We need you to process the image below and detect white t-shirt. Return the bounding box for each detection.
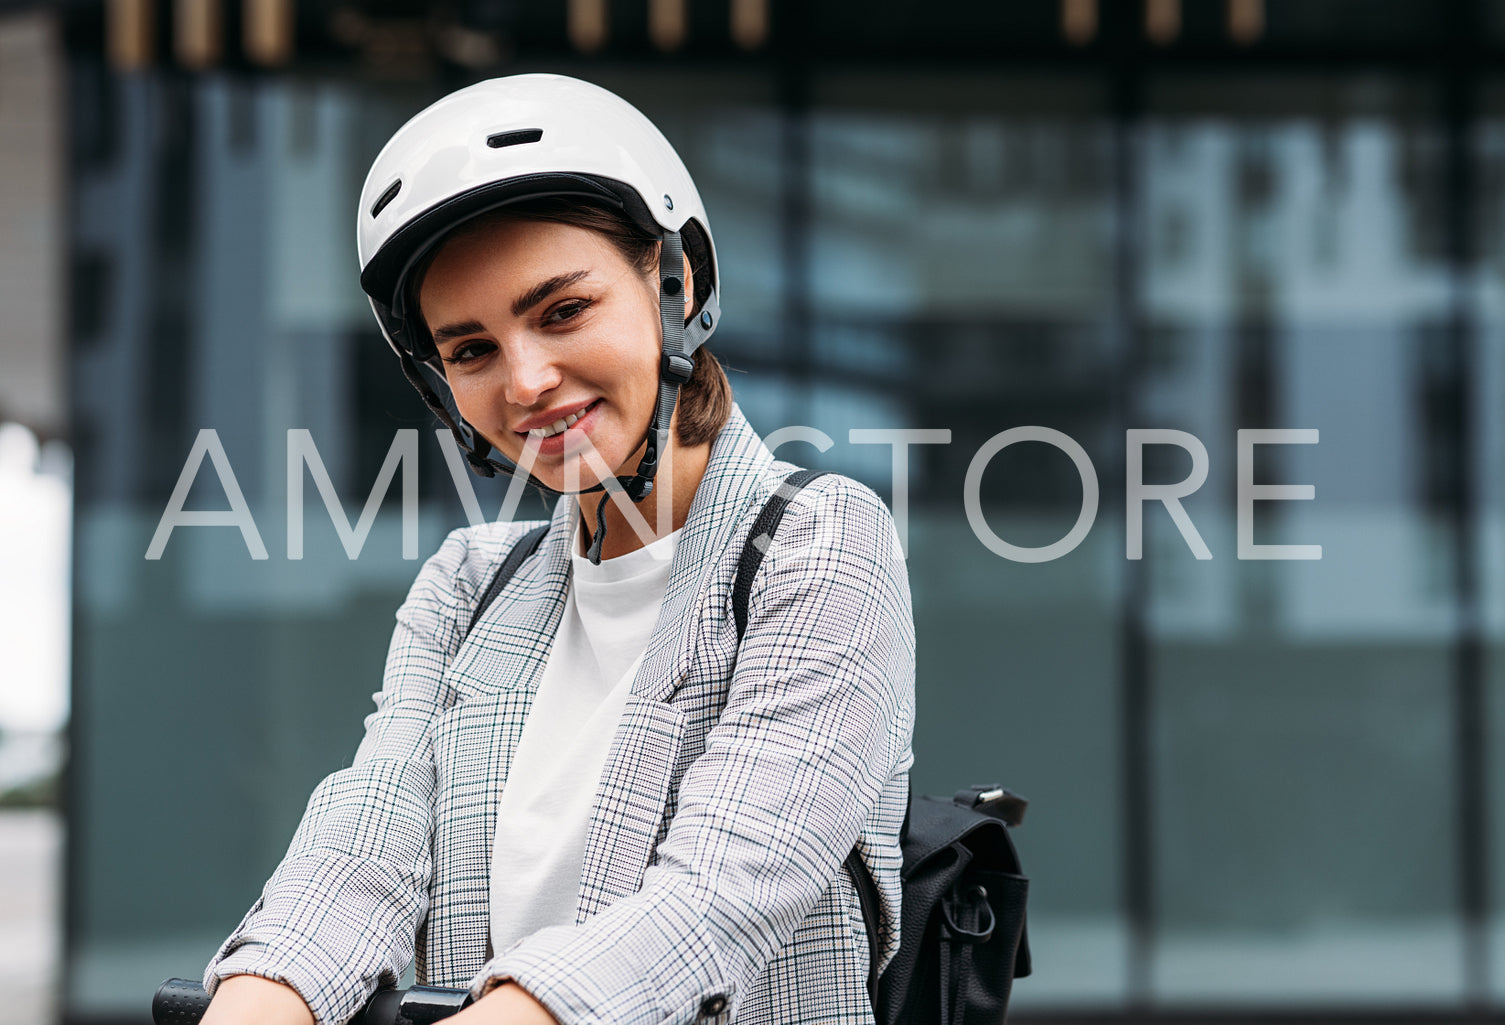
[488,520,680,955]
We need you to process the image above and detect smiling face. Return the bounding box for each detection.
[416,216,669,494]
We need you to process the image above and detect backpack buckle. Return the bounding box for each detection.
[957,784,1028,828]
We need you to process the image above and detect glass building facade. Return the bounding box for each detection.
[57,1,1505,1020]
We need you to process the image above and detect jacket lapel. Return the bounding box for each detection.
[428,494,576,983]
[444,496,575,701]
[629,405,777,703]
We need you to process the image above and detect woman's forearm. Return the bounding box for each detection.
[454,982,561,1025]
[200,974,316,1025]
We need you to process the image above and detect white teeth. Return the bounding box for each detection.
[527,407,588,439]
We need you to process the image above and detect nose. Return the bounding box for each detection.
[499,338,562,408]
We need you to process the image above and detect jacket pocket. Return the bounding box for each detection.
[427,690,537,986]
[576,696,689,920]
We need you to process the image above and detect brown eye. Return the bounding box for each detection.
[441,340,494,365]
[545,299,592,325]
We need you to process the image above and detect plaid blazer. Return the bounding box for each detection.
[205,405,916,1025]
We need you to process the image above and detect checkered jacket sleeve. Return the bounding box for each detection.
[473,475,916,1025]
[201,524,516,1025]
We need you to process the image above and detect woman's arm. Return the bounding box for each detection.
[202,525,496,1025]
[200,975,315,1025]
[454,982,560,1025]
[470,477,915,1025]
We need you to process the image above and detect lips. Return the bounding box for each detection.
[511,398,603,459]
[526,406,588,439]
[514,398,598,437]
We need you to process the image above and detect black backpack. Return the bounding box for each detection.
[470,469,1032,1025]
[859,787,1032,1025]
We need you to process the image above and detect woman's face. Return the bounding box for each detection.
[417,218,668,494]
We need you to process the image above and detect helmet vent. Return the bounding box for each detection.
[371,180,402,218]
[487,128,544,149]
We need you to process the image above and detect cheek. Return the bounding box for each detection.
[620,348,662,409]
[591,318,661,396]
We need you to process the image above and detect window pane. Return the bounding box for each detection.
[1141,75,1463,1004]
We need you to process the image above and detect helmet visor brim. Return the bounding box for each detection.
[360,171,641,310]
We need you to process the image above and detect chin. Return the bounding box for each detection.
[495,430,638,494]
[534,459,618,496]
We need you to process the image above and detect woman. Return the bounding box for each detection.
[201,74,915,1025]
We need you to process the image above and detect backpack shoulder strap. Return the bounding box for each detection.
[845,849,883,999]
[732,468,829,640]
[466,522,550,639]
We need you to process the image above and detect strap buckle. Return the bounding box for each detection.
[661,351,694,384]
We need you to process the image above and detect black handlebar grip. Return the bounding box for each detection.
[391,985,472,1024]
[361,987,404,1025]
[152,979,213,1025]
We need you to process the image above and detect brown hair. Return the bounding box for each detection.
[407,198,733,448]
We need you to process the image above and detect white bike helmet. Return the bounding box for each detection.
[357,74,721,556]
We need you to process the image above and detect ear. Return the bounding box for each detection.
[681,248,697,319]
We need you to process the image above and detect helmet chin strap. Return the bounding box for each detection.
[407,230,693,566]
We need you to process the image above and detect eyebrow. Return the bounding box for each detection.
[430,319,487,345]
[512,269,591,317]
[428,270,594,346]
